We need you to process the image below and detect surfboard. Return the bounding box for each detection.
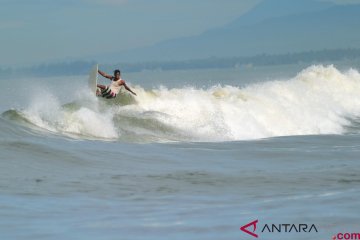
[88,64,98,95]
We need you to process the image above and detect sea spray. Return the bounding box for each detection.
[2,65,360,142]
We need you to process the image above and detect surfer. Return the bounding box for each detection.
[96,69,137,98]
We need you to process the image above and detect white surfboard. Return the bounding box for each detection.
[88,64,98,95]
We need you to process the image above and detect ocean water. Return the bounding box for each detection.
[1,64,360,240]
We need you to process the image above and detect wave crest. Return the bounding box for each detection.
[2,65,360,142]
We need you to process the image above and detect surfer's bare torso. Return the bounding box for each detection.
[97,69,137,99]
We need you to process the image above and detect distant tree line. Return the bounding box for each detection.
[1,48,360,78]
[0,60,97,78]
[114,48,360,71]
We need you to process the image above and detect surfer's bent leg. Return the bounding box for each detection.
[100,87,117,99]
[97,84,106,90]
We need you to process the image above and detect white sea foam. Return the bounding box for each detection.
[17,65,360,142]
[22,89,118,139]
[130,65,360,141]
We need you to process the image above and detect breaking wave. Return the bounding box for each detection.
[2,65,360,142]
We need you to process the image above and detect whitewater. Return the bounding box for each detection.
[2,65,360,142]
[1,64,360,240]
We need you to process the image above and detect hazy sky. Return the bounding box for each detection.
[0,0,260,66]
[0,0,359,66]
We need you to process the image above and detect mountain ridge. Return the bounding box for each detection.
[96,0,360,63]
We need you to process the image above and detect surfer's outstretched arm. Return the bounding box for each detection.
[122,82,137,96]
[98,70,113,80]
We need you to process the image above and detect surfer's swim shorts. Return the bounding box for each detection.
[101,87,117,99]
